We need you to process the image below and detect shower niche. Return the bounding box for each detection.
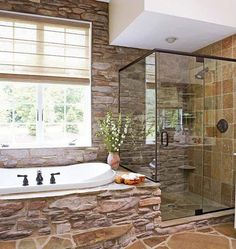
[119,50,236,220]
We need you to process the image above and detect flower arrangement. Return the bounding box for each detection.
[97,111,131,153]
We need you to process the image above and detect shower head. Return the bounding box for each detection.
[195,67,209,80]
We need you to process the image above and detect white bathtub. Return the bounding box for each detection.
[0,163,116,195]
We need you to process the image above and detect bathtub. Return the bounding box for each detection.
[0,163,116,195]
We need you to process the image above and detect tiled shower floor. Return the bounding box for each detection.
[161,191,229,221]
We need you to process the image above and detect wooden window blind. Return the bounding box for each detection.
[0,11,91,84]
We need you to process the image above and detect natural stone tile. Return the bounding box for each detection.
[38,227,51,236]
[17,218,48,230]
[28,201,46,210]
[196,227,214,233]
[214,223,236,239]
[155,222,195,235]
[98,197,139,213]
[42,236,73,249]
[154,247,169,249]
[231,239,236,249]
[18,239,37,249]
[73,224,133,247]
[125,240,147,249]
[36,236,49,247]
[0,230,32,240]
[1,149,29,159]
[223,94,233,108]
[49,196,97,211]
[143,236,168,247]
[56,223,71,234]
[222,36,232,49]
[139,197,161,207]
[167,232,230,249]
[0,241,16,249]
[221,183,234,206]
[153,189,162,196]
[0,202,23,217]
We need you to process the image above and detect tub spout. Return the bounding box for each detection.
[36,170,43,185]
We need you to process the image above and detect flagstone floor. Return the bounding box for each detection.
[126,222,236,249]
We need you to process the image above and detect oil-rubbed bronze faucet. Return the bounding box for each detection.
[36,170,43,185]
[17,174,29,186]
[50,172,60,184]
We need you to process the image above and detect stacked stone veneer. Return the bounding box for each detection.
[119,59,190,192]
[0,185,161,248]
[0,0,147,167]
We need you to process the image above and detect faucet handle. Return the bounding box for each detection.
[50,172,60,184]
[17,174,29,186]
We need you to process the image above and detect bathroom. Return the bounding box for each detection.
[0,0,236,249]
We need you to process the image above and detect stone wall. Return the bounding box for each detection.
[188,35,236,207]
[0,0,147,167]
[0,183,161,248]
[119,53,193,192]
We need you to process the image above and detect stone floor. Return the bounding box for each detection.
[161,191,228,221]
[125,222,236,249]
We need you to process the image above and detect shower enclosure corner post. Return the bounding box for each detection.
[118,69,121,159]
[154,52,158,182]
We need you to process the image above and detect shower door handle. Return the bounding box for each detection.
[161,131,168,147]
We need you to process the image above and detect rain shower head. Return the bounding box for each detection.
[195,67,209,80]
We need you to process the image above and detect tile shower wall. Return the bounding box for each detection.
[0,0,147,167]
[188,35,236,207]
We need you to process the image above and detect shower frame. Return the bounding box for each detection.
[118,48,236,219]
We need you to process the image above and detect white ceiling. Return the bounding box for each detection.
[111,11,236,52]
[109,0,236,52]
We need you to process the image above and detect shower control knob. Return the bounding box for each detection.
[50,172,60,184]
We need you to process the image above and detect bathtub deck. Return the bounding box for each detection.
[0,168,160,200]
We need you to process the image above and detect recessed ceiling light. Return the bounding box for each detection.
[165,37,178,44]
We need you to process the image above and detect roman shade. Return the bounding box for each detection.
[0,11,91,84]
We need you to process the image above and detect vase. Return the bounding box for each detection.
[107,152,120,170]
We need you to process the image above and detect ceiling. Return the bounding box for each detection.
[108,0,236,52]
[110,11,236,52]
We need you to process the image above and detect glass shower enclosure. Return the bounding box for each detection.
[119,49,236,221]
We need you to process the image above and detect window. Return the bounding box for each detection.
[0,11,91,148]
[160,109,183,130]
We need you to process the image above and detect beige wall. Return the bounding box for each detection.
[109,0,144,43]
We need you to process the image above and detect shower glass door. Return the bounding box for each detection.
[202,58,235,213]
[156,52,205,220]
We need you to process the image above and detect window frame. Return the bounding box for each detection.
[0,10,92,149]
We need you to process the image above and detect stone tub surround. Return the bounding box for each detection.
[0,174,161,248]
[1,219,235,249]
[0,0,148,167]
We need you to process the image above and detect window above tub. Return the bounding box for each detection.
[0,11,91,148]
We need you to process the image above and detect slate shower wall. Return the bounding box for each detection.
[188,35,236,207]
